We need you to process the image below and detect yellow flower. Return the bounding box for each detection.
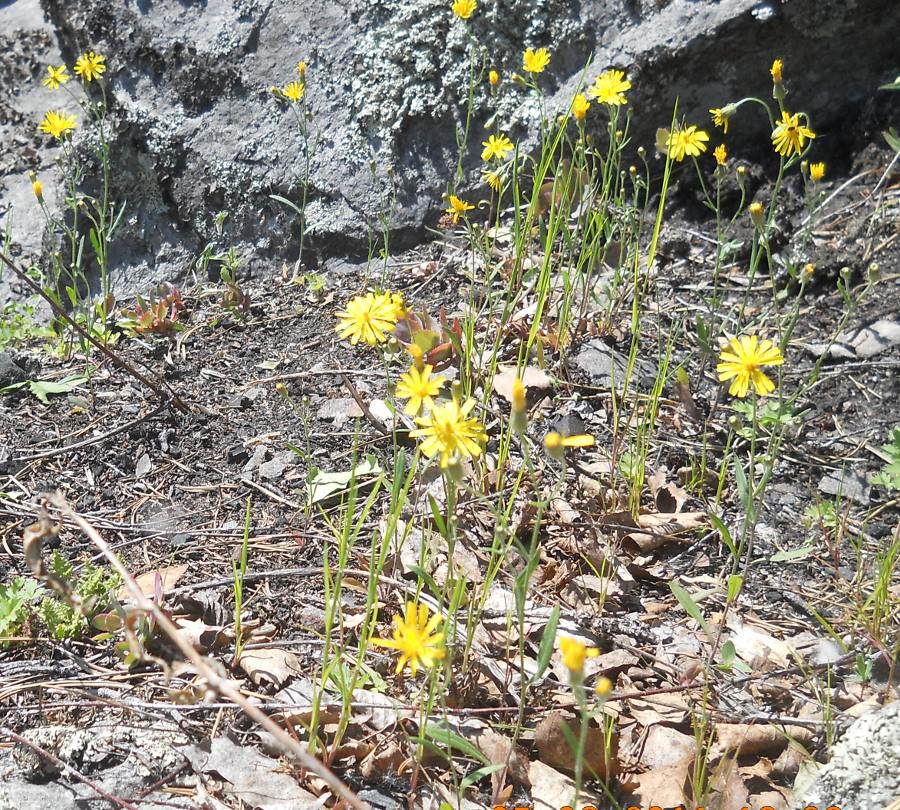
[387,291,406,320]
[802,262,815,278]
[481,133,513,161]
[32,178,43,200]
[748,201,765,227]
[595,676,613,697]
[588,69,631,106]
[488,69,499,86]
[709,106,733,134]
[523,48,550,74]
[451,0,477,19]
[74,51,106,82]
[296,60,307,78]
[809,161,826,182]
[716,335,784,398]
[483,169,503,193]
[39,110,77,139]
[395,364,446,415]
[335,292,399,346]
[771,110,815,157]
[544,431,594,460]
[282,81,305,103]
[666,124,709,162]
[572,93,591,121]
[445,195,474,223]
[372,601,446,676]
[42,65,70,90]
[510,377,527,433]
[714,144,727,166]
[559,636,599,673]
[770,58,783,84]
[410,397,487,468]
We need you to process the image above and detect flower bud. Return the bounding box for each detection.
[595,676,613,698]
[510,378,527,434]
[544,431,565,460]
[489,69,499,86]
[748,202,765,228]
[868,262,881,282]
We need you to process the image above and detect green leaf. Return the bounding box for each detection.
[770,545,815,562]
[305,455,382,504]
[710,513,737,559]
[669,580,714,639]
[417,723,489,765]
[0,375,89,404]
[531,604,560,682]
[726,574,743,603]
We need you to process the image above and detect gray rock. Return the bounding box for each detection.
[792,701,900,810]
[818,468,871,506]
[258,449,295,480]
[573,338,658,390]
[0,353,30,388]
[1,0,895,293]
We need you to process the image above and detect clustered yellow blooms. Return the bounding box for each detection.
[716,335,784,398]
[372,601,446,676]
[666,124,709,162]
[451,0,477,19]
[445,194,474,223]
[37,51,107,139]
[771,110,815,157]
[39,110,77,139]
[410,397,488,468]
[334,291,400,346]
[481,133,513,161]
[588,69,631,106]
[523,47,550,74]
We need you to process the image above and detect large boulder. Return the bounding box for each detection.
[1,0,897,292]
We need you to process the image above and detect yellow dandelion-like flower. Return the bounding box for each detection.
[372,601,446,677]
[770,58,783,84]
[296,60,307,78]
[395,364,446,416]
[335,292,399,346]
[771,111,815,157]
[451,0,477,19]
[410,397,487,468]
[74,51,106,82]
[709,106,733,134]
[488,69,499,86]
[714,144,727,166]
[481,133,513,161]
[523,47,550,74]
[32,178,43,200]
[42,64,70,90]
[666,124,709,162]
[716,335,784,398]
[802,262,815,279]
[38,110,77,139]
[544,431,594,460]
[587,68,631,106]
[809,162,826,182]
[282,81,305,103]
[572,93,591,121]
[445,194,474,223]
[595,676,613,697]
[483,169,503,193]
[559,636,599,673]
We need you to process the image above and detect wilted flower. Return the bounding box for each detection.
[372,601,445,676]
[666,124,709,162]
[74,51,106,82]
[335,292,399,346]
[410,397,487,468]
[709,105,735,134]
[445,194,474,223]
[523,47,550,74]
[296,60,307,78]
[770,58,783,84]
[42,65,70,90]
[572,93,591,121]
[771,110,815,157]
[716,335,784,398]
[39,110,77,139]
[481,133,513,161]
[809,162,826,182]
[588,69,631,106]
[395,364,446,415]
[483,169,503,193]
[714,144,727,166]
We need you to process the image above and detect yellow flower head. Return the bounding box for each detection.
[39,110,77,139]
[595,675,613,697]
[809,161,826,182]
[445,194,475,223]
[588,69,631,106]
[802,262,815,278]
[395,364,446,416]
[714,144,727,166]
[748,201,765,227]
[388,291,406,320]
[544,431,594,460]
[452,0,477,19]
[410,397,487,468]
[481,133,514,162]
[709,106,734,134]
[771,110,815,157]
[488,69,499,86]
[372,601,446,676]
[282,81,305,103]
[42,64,70,90]
[666,124,709,162]
[770,58,783,84]
[523,48,550,74]
[335,291,399,346]
[716,335,784,398]
[483,169,503,193]
[559,636,599,673]
[32,177,43,199]
[74,51,106,82]
[572,93,591,121]
[296,60,307,78]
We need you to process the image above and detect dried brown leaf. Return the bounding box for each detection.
[238,647,304,687]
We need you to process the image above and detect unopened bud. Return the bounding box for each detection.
[748,202,765,228]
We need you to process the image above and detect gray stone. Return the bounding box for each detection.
[574,338,658,390]
[0,353,30,388]
[792,701,900,810]
[818,468,871,506]
[258,449,295,480]
[1,0,896,294]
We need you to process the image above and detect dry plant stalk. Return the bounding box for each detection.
[33,491,368,810]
